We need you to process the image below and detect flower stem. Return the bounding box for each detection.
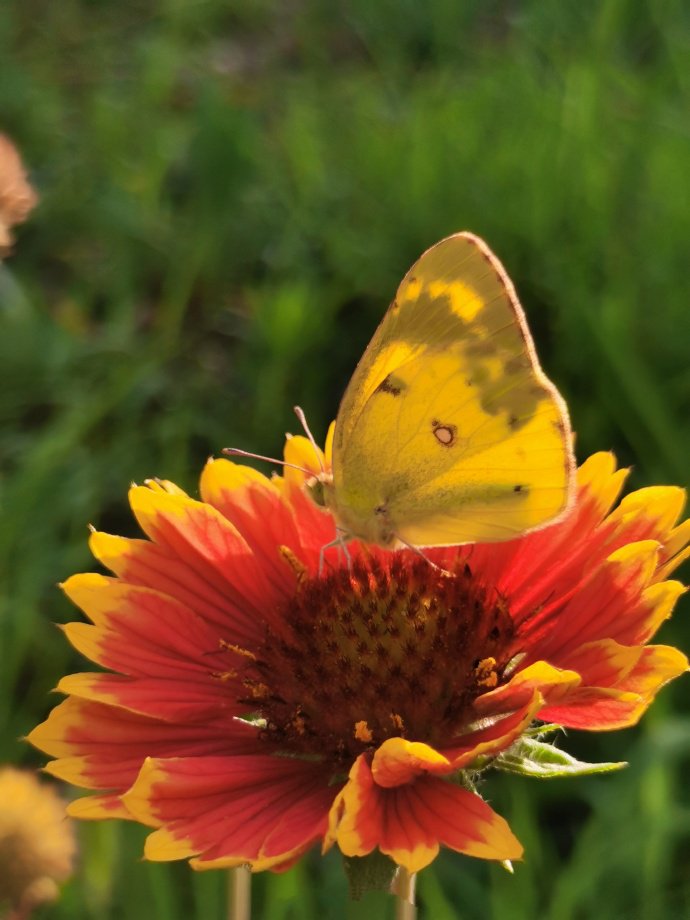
[392,867,417,920]
[228,866,251,920]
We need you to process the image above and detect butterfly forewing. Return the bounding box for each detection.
[329,232,575,547]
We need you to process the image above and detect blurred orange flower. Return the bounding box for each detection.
[0,767,76,917]
[0,135,38,254]
[29,444,688,874]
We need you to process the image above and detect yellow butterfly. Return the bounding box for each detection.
[310,231,575,548]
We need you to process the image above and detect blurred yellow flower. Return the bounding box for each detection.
[0,767,76,917]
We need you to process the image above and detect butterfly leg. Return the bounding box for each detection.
[394,536,451,577]
[318,528,352,575]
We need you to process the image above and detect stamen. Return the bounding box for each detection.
[390,713,405,732]
[279,545,309,582]
[210,670,236,682]
[219,640,256,660]
[474,657,499,688]
[354,721,373,743]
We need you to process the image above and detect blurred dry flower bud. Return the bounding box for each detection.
[0,135,38,255]
[0,766,76,918]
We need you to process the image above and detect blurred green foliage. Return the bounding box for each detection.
[2,1,690,917]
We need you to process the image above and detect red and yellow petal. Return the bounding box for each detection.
[370,739,451,787]
[282,434,327,486]
[280,423,335,488]
[472,453,629,611]
[553,639,644,689]
[659,519,690,578]
[622,579,686,647]
[27,697,254,794]
[129,484,290,629]
[323,422,335,468]
[88,531,264,645]
[576,452,630,520]
[474,456,687,664]
[122,755,337,871]
[517,541,663,662]
[200,459,313,580]
[61,574,225,676]
[67,793,133,820]
[520,538,686,673]
[369,702,543,788]
[607,486,686,545]
[474,661,580,718]
[441,695,544,767]
[57,672,240,724]
[328,755,522,873]
[542,643,688,730]
[279,476,341,564]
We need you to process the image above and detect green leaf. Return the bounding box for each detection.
[342,851,397,900]
[494,737,627,779]
[524,723,563,739]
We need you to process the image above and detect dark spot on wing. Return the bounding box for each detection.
[508,414,519,430]
[375,374,404,396]
[464,338,495,358]
[505,355,530,374]
[513,484,528,494]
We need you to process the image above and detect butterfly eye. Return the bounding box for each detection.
[431,420,458,447]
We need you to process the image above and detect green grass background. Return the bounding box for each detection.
[2,1,690,917]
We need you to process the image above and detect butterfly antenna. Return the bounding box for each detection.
[294,406,326,474]
[221,447,313,477]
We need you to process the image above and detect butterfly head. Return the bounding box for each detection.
[304,472,330,511]
[304,472,397,548]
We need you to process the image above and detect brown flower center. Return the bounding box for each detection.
[236,552,515,767]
